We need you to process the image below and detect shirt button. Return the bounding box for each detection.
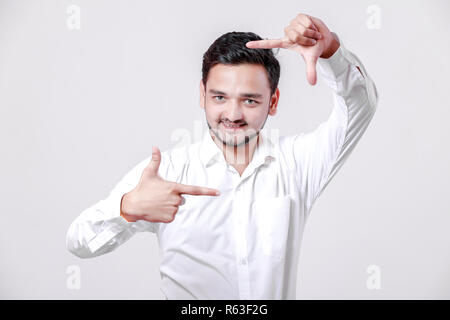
[240,258,247,265]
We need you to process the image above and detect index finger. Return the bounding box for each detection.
[246,37,288,49]
[174,182,220,196]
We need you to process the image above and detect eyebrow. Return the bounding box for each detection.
[208,89,263,99]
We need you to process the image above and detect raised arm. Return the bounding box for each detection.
[246,13,378,213]
[291,33,378,211]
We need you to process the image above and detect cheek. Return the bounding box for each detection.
[204,102,267,124]
[247,108,267,124]
[204,105,221,122]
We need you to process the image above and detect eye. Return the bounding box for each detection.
[213,96,225,101]
[245,99,258,105]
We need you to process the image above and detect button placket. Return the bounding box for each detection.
[235,183,244,224]
[233,182,250,299]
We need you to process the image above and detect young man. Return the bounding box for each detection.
[66,13,378,299]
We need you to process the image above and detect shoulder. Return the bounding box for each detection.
[165,139,200,165]
[156,140,200,181]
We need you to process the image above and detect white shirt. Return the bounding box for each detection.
[66,33,378,300]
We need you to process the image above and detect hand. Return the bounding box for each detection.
[121,146,220,223]
[245,13,340,86]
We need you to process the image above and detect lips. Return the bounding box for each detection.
[221,122,246,129]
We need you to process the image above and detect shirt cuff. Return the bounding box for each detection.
[87,213,130,253]
[86,194,134,253]
[317,32,351,79]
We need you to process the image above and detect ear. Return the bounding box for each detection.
[199,80,205,109]
[268,88,280,116]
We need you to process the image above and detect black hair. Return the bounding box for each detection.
[202,31,280,96]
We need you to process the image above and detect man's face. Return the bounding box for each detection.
[200,63,279,147]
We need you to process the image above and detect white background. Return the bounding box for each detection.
[0,0,449,299]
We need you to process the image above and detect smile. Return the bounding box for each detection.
[222,122,246,130]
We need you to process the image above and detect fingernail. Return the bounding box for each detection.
[312,39,317,44]
[216,190,220,196]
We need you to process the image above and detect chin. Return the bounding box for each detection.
[220,131,257,147]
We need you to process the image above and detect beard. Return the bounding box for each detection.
[207,120,259,147]
[203,99,271,148]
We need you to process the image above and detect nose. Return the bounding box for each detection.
[224,100,243,122]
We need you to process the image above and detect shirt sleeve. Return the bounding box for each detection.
[66,153,167,259]
[290,32,379,213]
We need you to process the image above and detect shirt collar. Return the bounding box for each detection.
[199,128,276,168]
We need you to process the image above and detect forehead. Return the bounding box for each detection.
[206,63,270,93]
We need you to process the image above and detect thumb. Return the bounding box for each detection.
[305,55,318,86]
[145,146,161,176]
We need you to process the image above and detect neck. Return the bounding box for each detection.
[210,131,260,167]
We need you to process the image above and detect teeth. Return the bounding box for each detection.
[223,123,244,128]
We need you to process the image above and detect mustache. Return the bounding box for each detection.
[221,120,247,125]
